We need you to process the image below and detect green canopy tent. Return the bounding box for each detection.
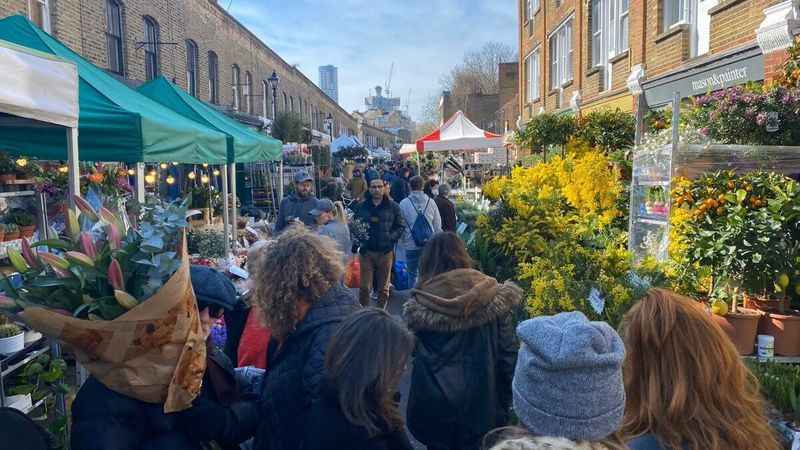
[138,76,282,252]
[0,15,228,168]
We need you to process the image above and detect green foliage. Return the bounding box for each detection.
[188,229,227,259]
[0,323,22,337]
[517,113,576,151]
[271,112,308,144]
[7,209,35,227]
[0,152,16,174]
[575,109,635,153]
[749,361,800,424]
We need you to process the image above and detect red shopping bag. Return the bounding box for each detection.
[344,257,361,288]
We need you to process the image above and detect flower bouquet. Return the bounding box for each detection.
[0,194,205,412]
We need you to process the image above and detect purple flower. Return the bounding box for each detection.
[699,127,709,136]
[756,112,767,126]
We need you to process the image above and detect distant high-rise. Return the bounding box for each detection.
[319,65,339,103]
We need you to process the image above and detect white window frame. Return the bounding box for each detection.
[524,46,541,103]
[591,0,629,68]
[549,17,573,91]
[662,0,715,57]
[29,0,51,33]
[231,65,241,111]
[186,40,198,97]
[663,0,693,30]
[244,72,252,114]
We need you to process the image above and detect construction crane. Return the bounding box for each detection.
[385,62,394,98]
[405,89,412,114]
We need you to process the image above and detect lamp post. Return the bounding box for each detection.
[267,70,283,202]
[324,113,334,141]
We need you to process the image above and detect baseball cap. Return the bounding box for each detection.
[309,198,335,216]
[294,171,313,183]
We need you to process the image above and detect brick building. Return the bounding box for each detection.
[440,91,501,133]
[0,0,357,139]
[357,121,396,150]
[518,0,798,124]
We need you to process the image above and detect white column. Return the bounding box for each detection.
[221,165,230,257]
[135,163,146,204]
[229,163,238,247]
[66,128,80,208]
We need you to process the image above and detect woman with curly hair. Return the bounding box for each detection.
[620,289,780,450]
[250,226,359,450]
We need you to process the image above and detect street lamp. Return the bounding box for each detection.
[267,70,280,121]
[324,113,334,141]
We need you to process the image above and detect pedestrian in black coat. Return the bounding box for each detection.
[248,227,359,450]
[70,266,259,450]
[303,308,415,450]
[402,233,522,450]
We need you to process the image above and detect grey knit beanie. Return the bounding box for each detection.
[512,311,625,442]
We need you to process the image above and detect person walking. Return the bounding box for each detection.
[390,167,411,202]
[399,176,441,287]
[423,179,439,198]
[484,311,629,450]
[303,308,415,450]
[433,183,457,232]
[250,227,359,450]
[353,178,405,308]
[349,168,368,202]
[71,266,260,450]
[404,232,522,450]
[274,170,317,233]
[620,289,780,450]
[311,198,352,265]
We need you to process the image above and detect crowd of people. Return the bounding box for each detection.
[65,160,784,450]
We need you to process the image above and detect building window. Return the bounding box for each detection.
[29,0,51,33]
[244,71,252,113]
[262,80,269,118]
[208,51,219,104]
[105,0,124,74]
[143,16,160,81]
[524,0,539,21]
[662,0,715,56]
[549,19,573,90]
[185,40,198,97]
[283,92,288,112]
[663,0,691,30]
[524,47,540,102]
[591,0,629,68]
[290,96,295,113]
[231,65,241,110]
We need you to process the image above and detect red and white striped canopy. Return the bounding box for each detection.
[416,110,503,154]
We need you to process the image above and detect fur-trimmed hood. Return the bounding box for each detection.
[403,268,522,332]
[490,435,617,450]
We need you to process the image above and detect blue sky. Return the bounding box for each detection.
[227,0,517,121]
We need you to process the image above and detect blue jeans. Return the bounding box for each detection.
[406,248,422,289]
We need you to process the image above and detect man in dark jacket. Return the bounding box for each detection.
[353,178,405,308]
[390,167,411,202]
[71,266,259,450]
[274,170,317,233]
[253,284,358,450]
[434,183,457,232]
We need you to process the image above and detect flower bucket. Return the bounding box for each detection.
[743,292,790,313]
[0,330,24,355]
[713,308,761,355]
[758,311,800,356]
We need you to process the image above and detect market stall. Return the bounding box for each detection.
[415,110,503,153]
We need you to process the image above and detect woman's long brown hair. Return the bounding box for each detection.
[619,289,780,450]
[417,232,473,284]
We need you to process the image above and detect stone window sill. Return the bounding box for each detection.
[709,0,747,16]
[609,50,629,65]
[586,66,602,77]
[655,24,688,45]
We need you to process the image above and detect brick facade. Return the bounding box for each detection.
[0,0,357,138]
[518,0,792,125]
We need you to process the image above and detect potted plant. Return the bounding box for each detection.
[4,223,20,241]
[0,153,16,183]
[0,224,7,242]
[709,287,762,355]
[0,323,24,355]
[11,211,36,238]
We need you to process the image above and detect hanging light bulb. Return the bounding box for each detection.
[127,168,135,176]
[159,163,168,170]
[144,174,156,184]
[213,169,221,176]
[148,170,157,176]
[58,165,69,174]
[202,163,209,168]
[172,161,178,166]
[187,171,197,180]
[201,174,210,184]
[15,158,28,168]
[166,175,176,185]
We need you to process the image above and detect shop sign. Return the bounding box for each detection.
[642,47,764,107]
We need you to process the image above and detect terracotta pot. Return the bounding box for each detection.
[713,308,761,355]
[4,231,19,241]
[758,311,800,356]
[19,225,35,238]
[0,173,16,184]
[0,230,6,242]
[743,292,790,313]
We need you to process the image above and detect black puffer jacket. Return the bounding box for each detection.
[253,284,359,450]
[303,383,414,450]
[275,194,317,232]
[71,347,259,450]
[353,197,405,254]
[403,269,522,450]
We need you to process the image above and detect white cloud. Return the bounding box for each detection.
[228,0,517,121]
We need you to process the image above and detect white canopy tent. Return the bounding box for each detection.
[0,39,80,204]
[369,147,391,159]
[399,144,416,155]
[415,110,503,153]
[330,135,364,154]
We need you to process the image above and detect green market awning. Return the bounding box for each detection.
[0,15,228,164]
[138,76,281,163]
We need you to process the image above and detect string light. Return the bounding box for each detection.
[187,171,197,180]
[202,163,209,168]
[201,174,210,184]
[58,166,69,174]
[172,162,178,166]
[148,170,157,176]
[213,169,221,176]
[15,158,27,168]
[144,174,156,184]
[166,175,176,185]
[127,168,135,176]
[159,163,168,169]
